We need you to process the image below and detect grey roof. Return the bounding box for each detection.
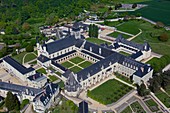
[130,51,143,59]
[42,35,77,54]
[27,73,47,82]
[3,56,34,75]
[79,101,88,113]
[0,82,41,96]
[37,55,50,63]
[65,72,81,92]
[34,83,59,106]
[134,65,153,77]
[76,52,125,81]
[115,34,151,51]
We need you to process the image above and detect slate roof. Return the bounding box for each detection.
[34,83,59,106]
[115,34,151,51]
[65,72,81,92]
[0,82,41,96]
[3,56,34,75]
[52,50,76,61]
[37,55,50,63]
[27,73,47,82]
[130,51,143,59]
[42,35,77,54]
[76,52,125,81]
[51,61,67,72]
[79,101,88,113]
[134,65,153,77]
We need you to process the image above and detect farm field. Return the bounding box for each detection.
[87,79,133,105]
[131,0,170,26]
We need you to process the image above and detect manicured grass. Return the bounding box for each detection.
[79,61,93,68]
[20,99,29,110]
[55,71,62,76]
[119,51,131,56]
[24,53,37,63]
[69,57,84,64]
[12,52,27,64]
[131,101,146,113]
[48,75,58,82]
[121,106,132,113]
[29,60,37,65]
[36,68,47,74]
[145,99,159,112]
[99,21,122,27]
[155,90,170,108]
[87,79,133,105]
[115,72,133,84]
[86,38,111,45]
[58,81,65,89]
[108,32,130,39]
[52,97,78,113]
[61,61,74,68]
[69,66,82,73]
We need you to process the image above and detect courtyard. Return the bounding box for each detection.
[87,79,133,105]
[61,56,93,73]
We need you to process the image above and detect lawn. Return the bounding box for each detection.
[131,101,146,113]
[36,68,47,74]
[24,53,37,63]
[99,21,122,27]
[29,60,37,65]
[87,79,133,105]
[69,57,84,64]
[48,75,58,82]
[61,61,74,68]
[86,38,111,45]
[12,52,27,64]
[118,20,170,56]
[145,99,159,112]
[119,51,131,56]
[79,61,93,68]
[115,73,133,84]
[155,90,170,108]
[108,32,130,39]
[55,71,62,76]
[130,0,170,25]
[121,106,132,113]
[69,66,82,73]
[52,97,78,113]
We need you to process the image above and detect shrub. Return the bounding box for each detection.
[20,99,29,109]
[159,33,169,42]
[155,22,165,28]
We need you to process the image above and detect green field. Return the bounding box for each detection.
[131,0,170,25]
[119,51,131,56]
[121,106,132,113]
[86,38,111,45]
[24,53,37,63]
[87,79,133,105]
[131,101,146,113]
[145,99,159,112]
[61,61,74,68]
[108,32,130,39]
[36,68,47,74]
[69,66,82,73]
[48,75,58,82]
[155,90,170,108]
[12,52,28,64]
[115,20,170,56]
[69,57,84,64]
[79,61,93,68]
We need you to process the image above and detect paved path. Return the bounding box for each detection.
[24,103,34,113]
[116,30,134,37]
[22,52,37,65]
[127,29,142,41]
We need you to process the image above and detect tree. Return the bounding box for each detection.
[159,33,169,42]
[137,83,149,96]
[22,23,30,31]
[132,3,137,9]
[5,91,20,111]
[26,45,34,52]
